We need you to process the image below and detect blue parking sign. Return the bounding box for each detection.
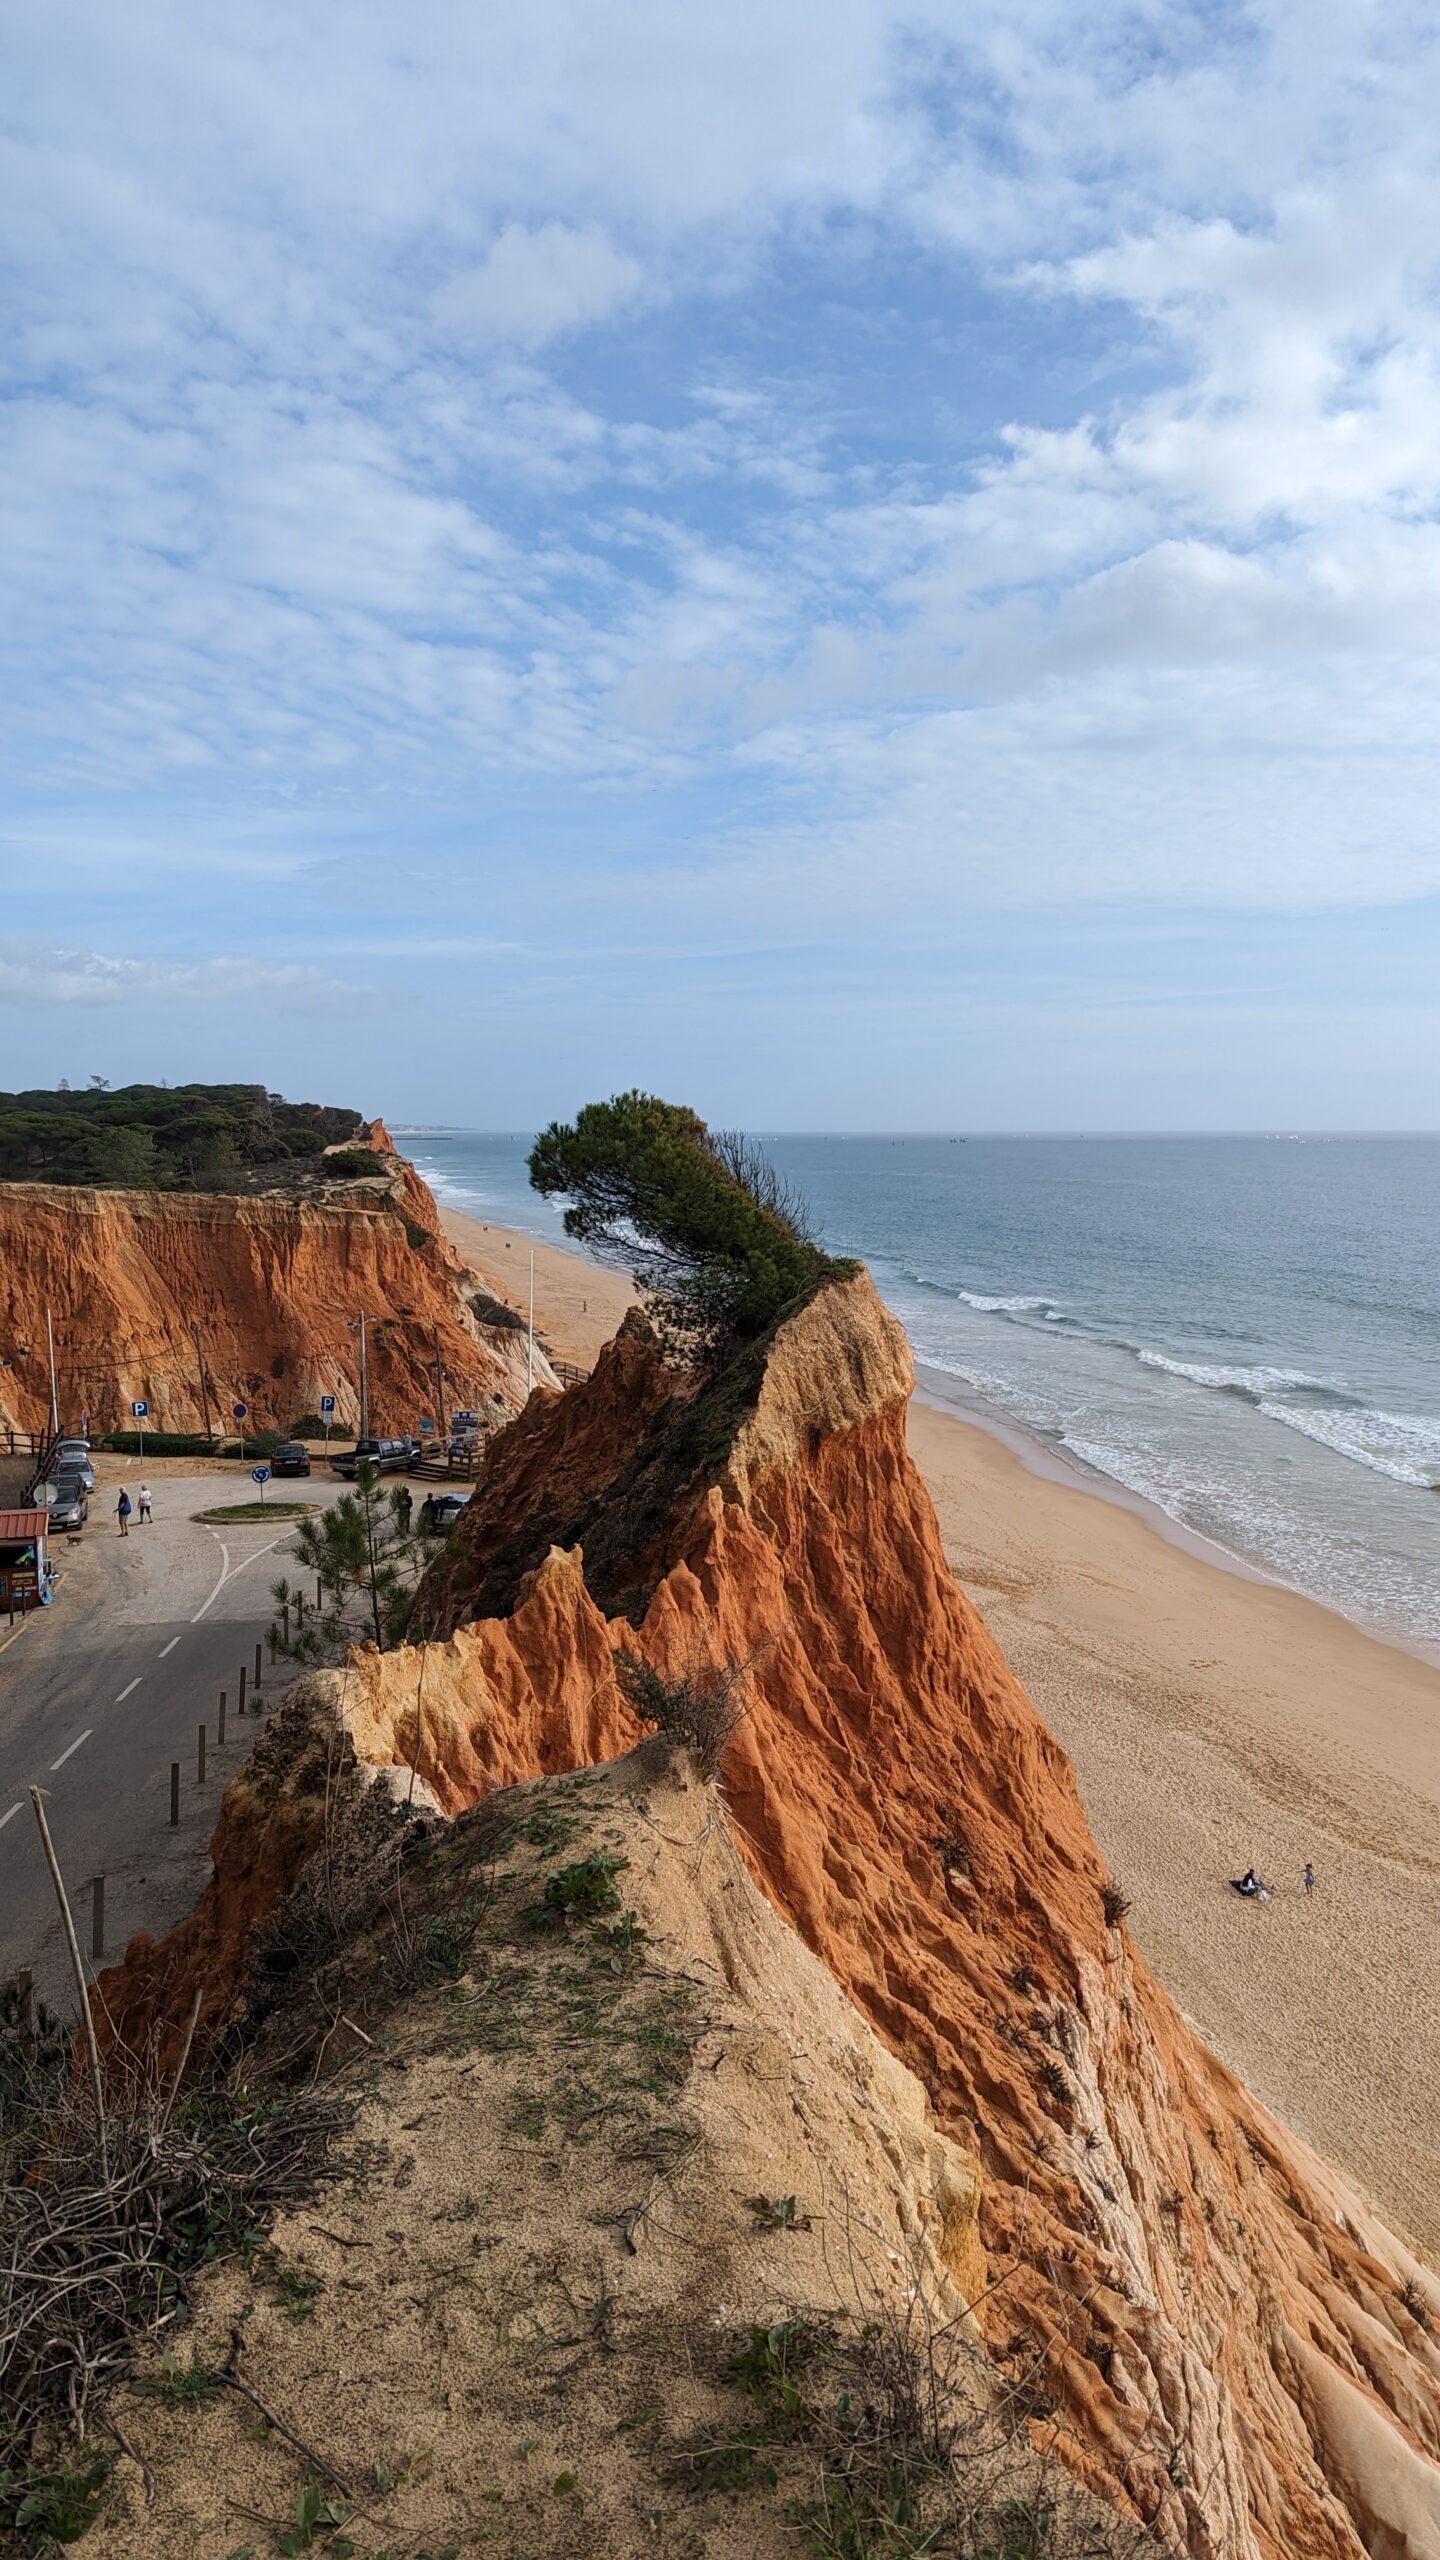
[320,1395,336,1415]
[131,1399,148,1418]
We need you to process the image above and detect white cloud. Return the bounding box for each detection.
[4,0,1440,952]
[436,223,645,346]
[0,942,362,1007]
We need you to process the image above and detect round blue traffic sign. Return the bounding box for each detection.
[232,1401,247,1421]
[251,1465,271,1485]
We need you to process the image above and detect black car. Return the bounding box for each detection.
[332,1435,419,1478]
[271,1441,312,1478]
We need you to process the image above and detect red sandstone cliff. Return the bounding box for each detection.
[100,1275,1440,2557]
[0,1124,546,1438]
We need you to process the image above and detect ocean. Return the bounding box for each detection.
[402,1130,1440,1661]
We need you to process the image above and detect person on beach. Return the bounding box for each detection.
[395,1484,413,1535]
[1304,1862,1316,1895]
[116,1489,132,1537]
[1230,1867,1264,1899]
[137,1483,153,1525]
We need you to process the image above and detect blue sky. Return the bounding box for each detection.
[3,0,1439,1129]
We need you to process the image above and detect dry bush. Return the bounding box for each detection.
[1101,1884,1133,1929]
[0,2040,352,2477]
[615,1641,756,1777]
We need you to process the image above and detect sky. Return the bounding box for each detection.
[2,0,1439,1130]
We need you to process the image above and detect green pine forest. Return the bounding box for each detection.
[0,1081,369,1190]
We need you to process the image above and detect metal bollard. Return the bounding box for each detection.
[254,1641,262,1689]
[239,1665,247,1716]
[198,1724,207,1784]
[269,1628,277,1663]
[170,1762,180,1827]
[316,1575,322,1610]
[91,1876,104,1961]
[218,1690,227,1747]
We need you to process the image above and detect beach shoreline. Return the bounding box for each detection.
[444,1200,1440,2259]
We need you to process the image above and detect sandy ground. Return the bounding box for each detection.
[445,1212,1440,2266]
[909,1395,1440,2264]
[440,1205,636,1368]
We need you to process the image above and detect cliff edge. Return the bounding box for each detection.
[0,1125,548,1438]
[99,1272,1440,2556]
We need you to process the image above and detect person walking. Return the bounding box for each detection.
[1304,1862,1316,1896]
[116,1489,132,1537]
[395,1484,413,1535]
[137,1482,153,1525]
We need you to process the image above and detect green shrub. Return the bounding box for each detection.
[324,1148,384,1179]
[97,1429,281,1458]
[289,1413,327,1438]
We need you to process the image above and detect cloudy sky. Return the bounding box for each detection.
[3,0,1437,1127]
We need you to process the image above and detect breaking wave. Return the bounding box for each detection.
[1257,1401,1440,1489]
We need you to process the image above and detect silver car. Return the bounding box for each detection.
[52,1441,96,1492]
[48,1483,88,1533]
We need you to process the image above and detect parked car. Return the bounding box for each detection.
[332,1435,419,1478]
[50,1442,95,1492]
[271,1441,312,1478]
[47,1484,88,1533]
[423,1490,470,1534]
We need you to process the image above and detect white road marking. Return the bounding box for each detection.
[50,1730,92,1771]
[158,1638,179,1658]
[0,1803,21,1831]
[115,1677,142,1703]
[192,1531,285,1622]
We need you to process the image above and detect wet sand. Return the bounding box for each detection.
[443,1206,1440,2262]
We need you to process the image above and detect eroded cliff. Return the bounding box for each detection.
[101,1274,1440,2557]
[0,1123,545,1437]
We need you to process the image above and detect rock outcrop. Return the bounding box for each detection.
[100,1273,1440,2556]
[0,1123,547,1437]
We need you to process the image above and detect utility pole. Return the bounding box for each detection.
[45,1309,59,1437]
[192,1324,216,1447]
[527,1251,535,1398]
[433,1325,445,1448]
[358,1311,369,1442]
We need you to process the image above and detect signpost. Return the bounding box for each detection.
[251,1463,271,1507]
[130,1399,148,1464]
[232,1400,247,1461]
[320,1393,335,1456]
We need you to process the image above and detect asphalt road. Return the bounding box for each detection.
[0,1469,353,2015]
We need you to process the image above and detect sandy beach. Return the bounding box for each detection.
[445,1205,1440,2261]
[441,1206,637,1370]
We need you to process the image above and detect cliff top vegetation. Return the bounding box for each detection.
[530,1089,850,1361]
[0,1081,364,1192]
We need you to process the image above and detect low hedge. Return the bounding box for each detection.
[96,1429,283,1459]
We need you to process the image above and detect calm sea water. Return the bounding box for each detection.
[404,1131,1440,1659]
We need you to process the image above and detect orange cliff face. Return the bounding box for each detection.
[99,1274,1440,2558]
[0,1138,541,1439]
